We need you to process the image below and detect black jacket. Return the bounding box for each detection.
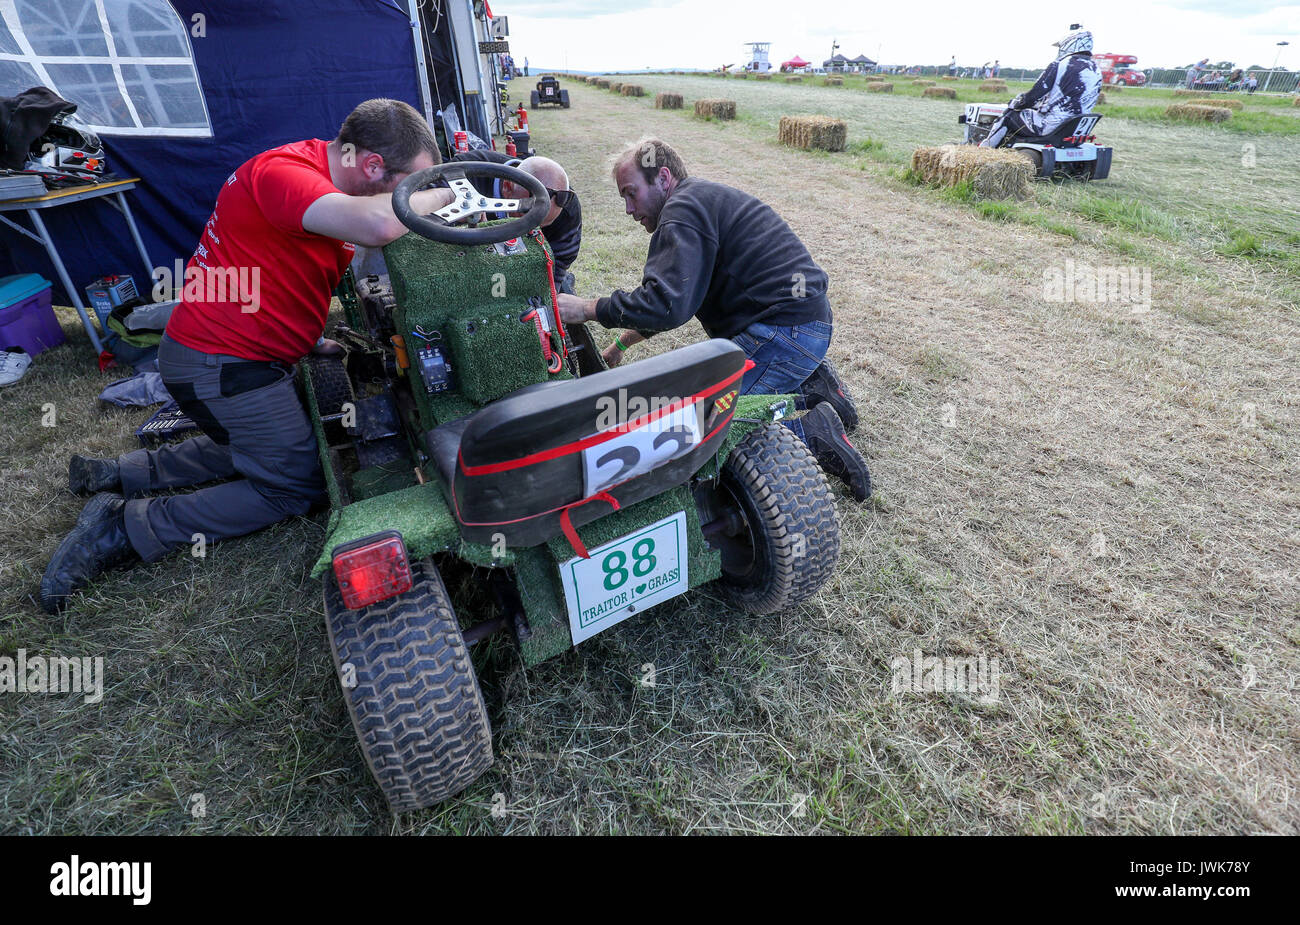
[595,177,830,339]
[450,149,583,278]
[0,86,76,170]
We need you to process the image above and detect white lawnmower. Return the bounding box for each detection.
[959,103,1112,180]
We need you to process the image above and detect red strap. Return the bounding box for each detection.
[530,228,568,362]
[559,491,620,559]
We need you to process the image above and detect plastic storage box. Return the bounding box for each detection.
[0,274,64,356]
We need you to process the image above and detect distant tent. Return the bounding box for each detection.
[823,54,850,70]
[781,55,810,71]
[851,54,877,67]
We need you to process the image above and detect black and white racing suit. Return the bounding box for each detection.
[982,54,1102,147]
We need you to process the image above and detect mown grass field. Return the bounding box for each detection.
[1,74,1296,835]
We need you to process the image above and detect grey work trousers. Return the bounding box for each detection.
[119,334,324,563]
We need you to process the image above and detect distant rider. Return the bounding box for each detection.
[980,27,1101,148]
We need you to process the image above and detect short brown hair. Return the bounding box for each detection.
[613,138,688,185]
[338,98,440,177]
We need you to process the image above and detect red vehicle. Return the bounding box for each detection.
[1094,53,1147,86]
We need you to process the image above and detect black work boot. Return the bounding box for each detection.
[799,358,859,432]
[68,454,122,496]
[800,403,871,502]
[40,493,138,614]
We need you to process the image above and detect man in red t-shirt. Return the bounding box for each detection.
[42,99,454,613]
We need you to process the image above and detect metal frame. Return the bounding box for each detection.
[0,179,154,354]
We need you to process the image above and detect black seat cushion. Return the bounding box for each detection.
[426,339,747,547]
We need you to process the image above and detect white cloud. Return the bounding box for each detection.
[505,0,1299,72]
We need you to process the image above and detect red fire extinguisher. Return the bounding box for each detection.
[515,103,528,130]
[505,139,517,157]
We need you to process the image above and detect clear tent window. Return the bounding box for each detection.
[0,0,211,137]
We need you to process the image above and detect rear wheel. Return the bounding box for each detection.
[324,558,493,812]
[560,90,570,109]
[698,424,840,613]
[530,90,540,108]
[1016,147,1044,176]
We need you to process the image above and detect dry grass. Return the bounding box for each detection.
[785,76,803,84]
[923,87,958,100]
[823,77,843,87]
[910,144,1034,200]
[594,78,610,89]
[1187,98,1243,110]
[1106,84,1123,92]
[1097,92,1107,106]
[694,98,737,120]
[6,76,1298,837]
[915,80,937,88]
[866,83,894,94]
[980,81,1008,93]
[779,115,849,151]
[654,92,683,110]
[941,75,959,81]
[755,73,771,81]
[611,82,625,93]
[1294,97,1300,107]
[621,85,644,97]
[1166,103,1233,123]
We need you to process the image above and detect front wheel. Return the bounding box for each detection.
[698,424,841,613]
[324,558,493,812]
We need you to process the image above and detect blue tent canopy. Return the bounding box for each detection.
[0,0,480,303]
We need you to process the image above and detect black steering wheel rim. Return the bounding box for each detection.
[392,161,550,245]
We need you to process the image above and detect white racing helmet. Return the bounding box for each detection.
[1053,26,1093,60]
[26,112,106,179]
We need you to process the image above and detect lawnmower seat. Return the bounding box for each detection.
[426,339,747,548]
[1012,112,1102,147]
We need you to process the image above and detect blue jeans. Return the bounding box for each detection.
[733,319,831,444]
[733,319,831,396]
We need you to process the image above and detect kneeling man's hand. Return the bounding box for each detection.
[557,293,597,324]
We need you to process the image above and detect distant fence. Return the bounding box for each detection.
[1143,68,1298,93]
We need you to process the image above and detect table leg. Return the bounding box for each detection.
[28,208,103,354]
[114,191,156,290]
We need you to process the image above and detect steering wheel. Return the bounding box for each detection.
[392,161,550,245]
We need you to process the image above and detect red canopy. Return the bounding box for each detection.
[781,56,809,68]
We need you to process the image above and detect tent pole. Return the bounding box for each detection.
[407,0,435,125]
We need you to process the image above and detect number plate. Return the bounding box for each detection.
[560,511,689,644]
[1057,147,1093,160]
[582,404,701,497]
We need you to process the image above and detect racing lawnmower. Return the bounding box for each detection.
[530,74,570,109]
[302,161,841,812]
[959,103,1112,180]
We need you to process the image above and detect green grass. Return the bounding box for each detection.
[1101,103,1300,135]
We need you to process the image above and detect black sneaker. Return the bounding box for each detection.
[800,403,871,502]
[799,358,859,432]
[68,454,122,496]
[39,493,138,613]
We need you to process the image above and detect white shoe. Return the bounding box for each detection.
[0,347,32,386]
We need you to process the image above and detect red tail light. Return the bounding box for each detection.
[332,531,412,609]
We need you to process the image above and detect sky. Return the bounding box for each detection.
[496,0,1300,72]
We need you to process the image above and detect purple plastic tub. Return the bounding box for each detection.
[0,275,65,355]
